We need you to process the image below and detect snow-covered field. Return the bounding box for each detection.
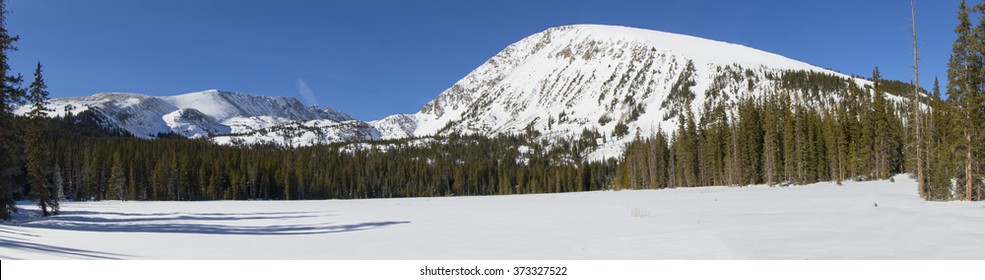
[1,175,983,260]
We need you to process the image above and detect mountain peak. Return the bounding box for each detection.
[539,24,827,73]
[402,24,874,159]
[25,89,355,139]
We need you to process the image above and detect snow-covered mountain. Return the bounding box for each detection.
[25,24,903,158]
[16,89,356,139]
[374,24,880,159]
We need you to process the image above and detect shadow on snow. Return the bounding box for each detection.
[0,227,132,260]
[13,208,410,236]
[39,210,333,224]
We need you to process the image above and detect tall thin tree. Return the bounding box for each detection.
[946,0,980,201]
[911,0,925,198]
[26,62,57,216]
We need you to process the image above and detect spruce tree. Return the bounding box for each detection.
[108,151,126,201]
[761,94,780,185]
[946,0,983,200]
[871,67,893,179]
[737,98,764,185]
[834,101,850,183]
[781,93,797,183]
[0,0,23,220]
[822,106,838,182]
[26,62,57,216]
[974,2,985,200]
[928,78,958,200]
[793,98,809,183]
[53,164,65,201]
[923,77,940,195]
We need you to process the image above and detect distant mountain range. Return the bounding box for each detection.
[21,24,908,159]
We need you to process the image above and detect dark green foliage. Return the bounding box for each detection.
[760,91,785,185]
[597,114,612,125]
[617,57,981,202]
[736,98,764,185]
[925,87,960,201]
[617,130,669,189]
[0,0,23,220]
[699,103,729,186]
[26,62,57,216]
[670,112,699,187]
[781,93,797,183]
[32,123,616,201]
[661,60,697,121]
[612,121,629,137]
[619,71,912,191]
[870,67,904,180]
[879,79,929,100]
[778,70,853,101]
[943,0,985,200]
[108,151,125,200]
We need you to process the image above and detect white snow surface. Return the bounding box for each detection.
[2,175,982,260]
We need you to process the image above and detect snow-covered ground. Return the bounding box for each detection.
[1,175,982,260]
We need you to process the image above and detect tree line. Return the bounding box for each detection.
[618,70,902,188]
[617,71,982,201]
[617,0,985,202]
[3,100,619,203]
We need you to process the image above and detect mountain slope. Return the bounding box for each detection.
[388,24,884,160]
[17,89,355,139]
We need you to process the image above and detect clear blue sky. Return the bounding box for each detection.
[6,0,966,120]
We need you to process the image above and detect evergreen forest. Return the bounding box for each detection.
[1,0,984,222]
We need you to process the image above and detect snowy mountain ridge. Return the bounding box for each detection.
[16,89,357,139]
[21,24,905,159]
[389,24,880,159]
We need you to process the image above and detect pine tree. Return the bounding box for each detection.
[927,78,958,200]
[651,130,669,188]
[761,92,783,185]
[871,67,883,179]
[738,98,764,185]
[923,77,940,196]
[781,93,797,183]
[208,160,221,200]
[699,104,727,186]
[678,112,699,187]
[108,151,126,201]
[974,2,985,200]
[822,106,838,182]
[946,0,983,200]
[857,85,875,179]
[53,164,65,201]
[26,62,57,216]
[834,101,850,183]
[726,109,740,186]
[0,0,23,221]
[871,67,893,179]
